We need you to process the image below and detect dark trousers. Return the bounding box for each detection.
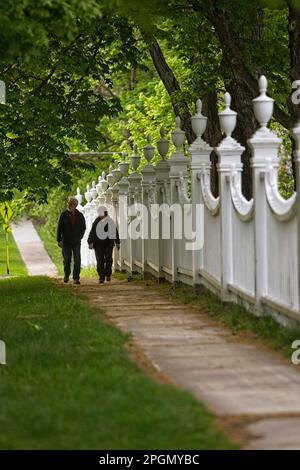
[94,244,113,280]
[62,243,81,280]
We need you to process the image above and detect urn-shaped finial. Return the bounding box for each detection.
[107,164,115,186]
[96,171,108,194]
[156,127,169,160]
[75,187,82,205]
[96,174,102,195]
[191,99,207,142]
[143,135,155,164]
[219,92,237,137]
[85,184,92,203]
[130,144,141,172]
[119,152,129,176]
[253,75,274,131]
[90,180,98,200]
[112,159,121,183]
[171,116,186,151]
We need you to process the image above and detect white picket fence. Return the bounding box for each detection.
[75,76,300,328]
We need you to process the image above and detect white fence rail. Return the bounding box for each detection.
[76,76,300,327]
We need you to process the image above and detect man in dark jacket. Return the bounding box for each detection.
[57,196,86,284]
[87,206,120,284]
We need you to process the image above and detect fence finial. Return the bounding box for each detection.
[112,159,122,182]
[143,135,155,164]
[97,171,108,194]
[191,98,207,143]
[107,164,115,187]
[120,153,129,176]
[84,184,92,203]
[196,98,202,114]
[259,75,268,94]
[253,75,274,133]
[130,143,141,172]
[75,187,82,206]
[90,181,98,199]
[157,127,169,160]
[219,92,237,139]
[172,116,185,151]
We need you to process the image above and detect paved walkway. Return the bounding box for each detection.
[11,218,57,277]
[71,278,300,450]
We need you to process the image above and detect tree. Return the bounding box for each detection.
[0,1,141,201]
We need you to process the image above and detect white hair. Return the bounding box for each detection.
[97,205,107,217]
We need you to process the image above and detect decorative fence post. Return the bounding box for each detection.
[111,160,122,271]
[105,164,114,208]
[76,187,88,267]
[169,116,189,283]
[75,187,83,211]
[292,121,300,314]
[248,76,282,314]
[96,171,108,206]
[215,93,245,301]
[117,157,130,273]
[189,100,213,287]
[84,184,94,267]
[90,181,98,216]
[127,144,142,274]
[155,128,171,280]
[141,136,156,277]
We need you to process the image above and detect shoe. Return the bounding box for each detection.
[99,279,105,284]
[106,276,111,282]
[64,277,69,283]
[73,279,80,285]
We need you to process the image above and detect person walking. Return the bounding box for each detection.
[87,206,120,284]
[57,196,86,284]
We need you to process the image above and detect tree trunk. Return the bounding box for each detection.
[141,30,195,144]
[227,78,256,199]
[188,0,290,131]
[287,2,300,188]
[202,90,222,196]
[128,68,137,90]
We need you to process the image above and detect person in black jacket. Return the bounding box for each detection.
[87,206,120,284]
[57,197,86,284]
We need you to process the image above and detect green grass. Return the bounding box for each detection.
[0,276,236,450]
[0,230,27,277]
[140,277,300,359]
[36,224,64,276]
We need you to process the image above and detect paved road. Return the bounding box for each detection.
[70,278,300,450]
[11,217,57,277]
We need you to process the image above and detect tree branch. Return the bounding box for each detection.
[188,0,291,130]
[32,32,83,96]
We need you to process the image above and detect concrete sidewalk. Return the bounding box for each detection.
[11,218,57,277]
[71,278,300,450]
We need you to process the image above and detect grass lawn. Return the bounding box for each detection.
[0,276,236,450]
[36,224,64,276]
[0,230,27,277]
